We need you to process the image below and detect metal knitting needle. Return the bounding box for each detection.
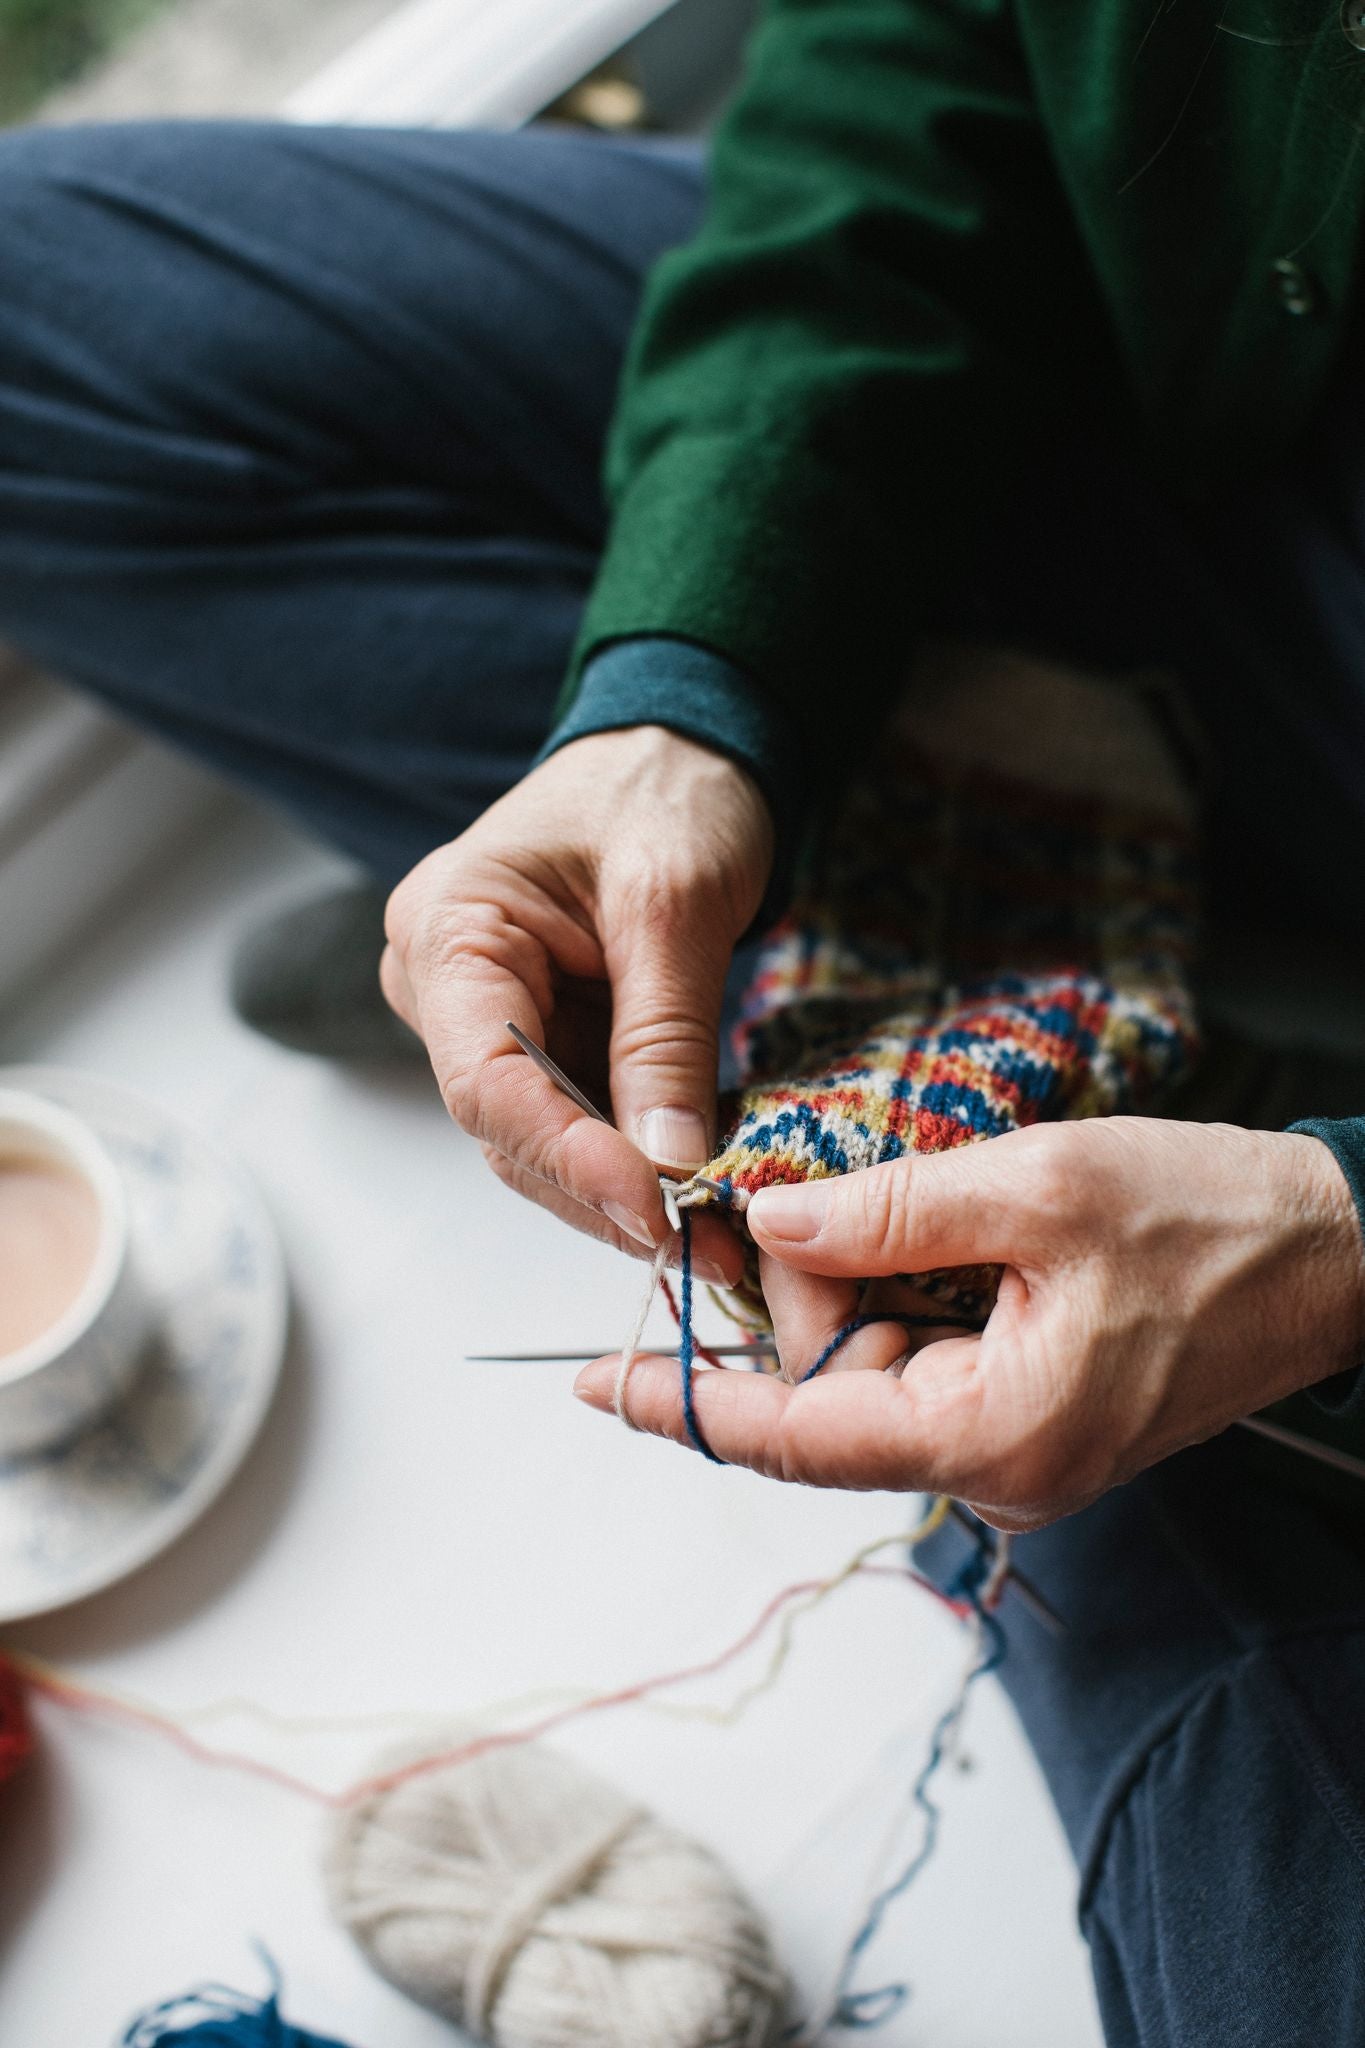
[465,1353,1066,1627]
[942,1501,1067,1636]
[504,1022,728,1197]
[468,1329,1065,1627]
[468,1343,780,1362]
[1235,1412,1365,1483]
[468,1342,1066,1623]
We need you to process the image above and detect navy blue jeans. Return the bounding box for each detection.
[0,121,705,878]
[2,120,1364,2044]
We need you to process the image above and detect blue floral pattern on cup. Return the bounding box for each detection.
[0,1066,287,1623]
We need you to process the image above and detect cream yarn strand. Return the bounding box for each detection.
[613,1237,669,1426]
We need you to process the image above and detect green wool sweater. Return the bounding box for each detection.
[547,0,1365,1472]
[563,0,1365,751]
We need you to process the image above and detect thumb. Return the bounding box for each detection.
[606,911,731,1174]
[746,1132,1051,1276]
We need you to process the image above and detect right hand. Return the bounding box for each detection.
[575,1118,1365,1525]
[380,724,774,1282]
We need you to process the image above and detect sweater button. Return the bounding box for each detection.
[1342,0,1365,49]
[1271,256,1319,315]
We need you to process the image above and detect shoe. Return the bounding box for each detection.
[229,882,424,1061]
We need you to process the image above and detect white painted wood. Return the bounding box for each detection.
[1,0,670,1009]
[0,663,227,1014]
[285,0,676,127]
[0,672,135,864]
[0,724,229,1012]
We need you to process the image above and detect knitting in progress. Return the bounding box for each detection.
[687,646,1200,1333]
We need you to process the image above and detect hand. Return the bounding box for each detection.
[574,1119,1365,1527]
[381,726,773,1279]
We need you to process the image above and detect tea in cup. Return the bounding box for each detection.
[0,1089,148,1457]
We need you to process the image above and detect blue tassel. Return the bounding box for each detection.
[121,1983,353,2047]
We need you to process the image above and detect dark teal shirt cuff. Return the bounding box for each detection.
[1286,1117,1365,1419]
[537,636,804,928]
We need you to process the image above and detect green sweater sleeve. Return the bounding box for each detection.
[561,0,1113,755]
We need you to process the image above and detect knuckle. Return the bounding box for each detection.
[377,943,412,1014]
[383,849,452,951]
[611,866,678,940]
[612,862,725,961]
[439,1064,481,1133]
[440,1043,521,1141]
[480,1142,516,1186]
[406,899,507,980]
[459,1067,576,1201]
[1010,1125,1076,1220]
[383,877,416,952]
[769,1406,815,1487]
[612,1009,717,1072]
[858,1163,916,1262]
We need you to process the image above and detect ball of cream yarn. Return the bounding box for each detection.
[324,1736,789,2048]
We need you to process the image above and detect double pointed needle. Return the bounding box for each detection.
[492,1024,1365,1630]
[470,1343,777,1362]
[505,1022,729,1199]
[497,1023,1071,1633]
[467,1335,1066,1632]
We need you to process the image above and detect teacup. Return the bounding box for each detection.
[0,1088,148,1457]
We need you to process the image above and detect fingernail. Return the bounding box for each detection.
[639,1107,710,1172]
[603,1199,656,1249]
[666,1244,728,1285]
[748,1182,827,1242]
[573,1361,613,1411]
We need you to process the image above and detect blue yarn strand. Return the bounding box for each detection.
[798,1311,982,1384]
[799,1315,881,1382]
[825,1543,1008,2031]
[678,1208,725,1464]
[126,1953,291,2045]
[122,1982,351,2047]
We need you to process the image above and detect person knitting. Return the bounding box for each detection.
[4,6,1365,2039]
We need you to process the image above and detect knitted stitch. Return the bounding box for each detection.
[690,653,1200,1324]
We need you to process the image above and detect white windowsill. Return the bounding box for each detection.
[0,0,679,1016]
[285,0,674,127]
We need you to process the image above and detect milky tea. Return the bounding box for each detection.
[0,1151,100,1361]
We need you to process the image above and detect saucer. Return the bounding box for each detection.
[0,1065,287,1624]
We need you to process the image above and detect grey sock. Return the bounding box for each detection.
[230,883,424,1061]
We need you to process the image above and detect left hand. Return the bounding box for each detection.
[573,1119,1365,1528]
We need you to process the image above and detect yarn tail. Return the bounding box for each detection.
[121,1966,351,2046]
[793,1521,1008,2038]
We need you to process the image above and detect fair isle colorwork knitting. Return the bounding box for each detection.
[688,651,1201,1325]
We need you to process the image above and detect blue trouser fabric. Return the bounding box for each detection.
[2,121,1364,2044]
[0,121,703,877]
[919,1440,1365,2047]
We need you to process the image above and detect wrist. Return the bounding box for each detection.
[541,638,800,928]
[1273,1130,1365,1393]
[539,724,775,938]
